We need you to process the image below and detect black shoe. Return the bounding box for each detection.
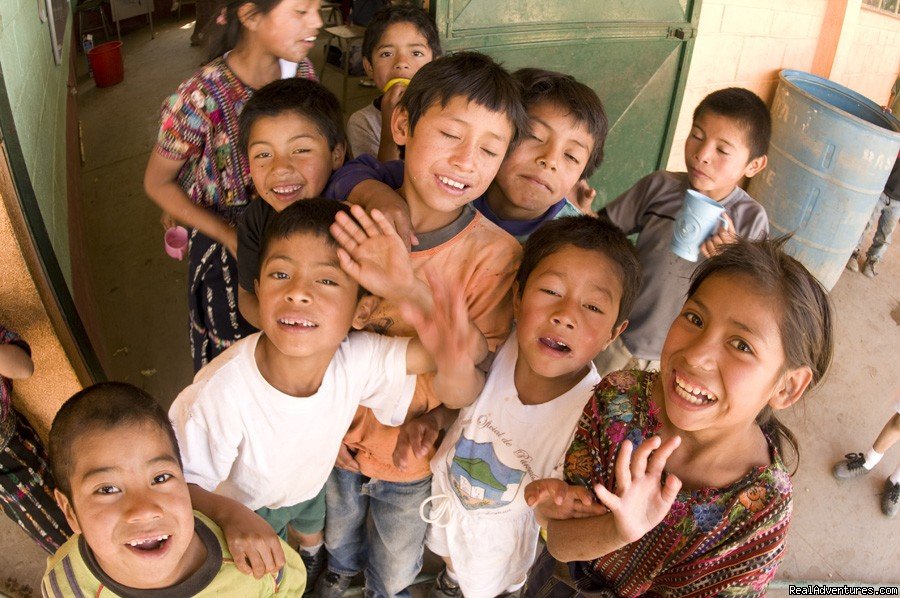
[315,570,354,598]
[882,479,899,518]
[300,550,327,596]
[428,569,462,598]
[832,453,870,480]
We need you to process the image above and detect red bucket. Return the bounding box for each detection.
[88,41,124,87]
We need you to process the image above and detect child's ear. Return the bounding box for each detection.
[769,365,813,411]
[391,107,411,147]
[352,295,381,329]
[332,142,347,170]
[603,319,629,351]
[54,489,82,535]
[743,154,767,178]
[236,2,261,30]
[363,57,374,80]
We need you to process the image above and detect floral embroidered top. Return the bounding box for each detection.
[155,57,317,221]
[0,324,30,448]
[565,370,793,597]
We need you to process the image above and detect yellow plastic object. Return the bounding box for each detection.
[382,77,411,93]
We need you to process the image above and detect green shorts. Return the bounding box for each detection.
[255,486,326,538]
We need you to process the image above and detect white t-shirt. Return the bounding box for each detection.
[346,103,381,159]
[170,331,417,510]
[426,329,599,598]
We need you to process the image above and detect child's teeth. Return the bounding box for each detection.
[305,36,317,42]
[439,176,465,190]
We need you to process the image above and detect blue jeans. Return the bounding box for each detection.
[856,191,900,262]
[324,467,431,598]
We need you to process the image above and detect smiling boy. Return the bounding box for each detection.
[44,382,305,597]
[318,52,526,598]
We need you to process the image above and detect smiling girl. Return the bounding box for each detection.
[144,0,322,371]
[526,238,834,597]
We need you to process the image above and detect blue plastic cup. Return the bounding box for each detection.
[671,189,729,262]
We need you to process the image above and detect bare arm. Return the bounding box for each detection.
[188,484,285,578]
[237,287,261,329]
[376,83,406,163]
[0,344,34,379]
[144,151,237,256]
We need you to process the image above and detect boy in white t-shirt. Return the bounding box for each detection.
[333,212,642,598]
[169,199,487,589]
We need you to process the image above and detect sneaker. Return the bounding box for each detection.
[300,550,327,596]
[498,588,525,598]
[882,479,900,517]
[428,569,462,598]
[846,255,860,272]
[832,453,871,479]
[861,260,877,278]
[315,570,354,598]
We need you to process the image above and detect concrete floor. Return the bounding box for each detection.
[2,16,899,597]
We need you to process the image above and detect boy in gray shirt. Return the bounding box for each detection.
[596,88,770,374]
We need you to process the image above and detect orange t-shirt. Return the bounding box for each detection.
[343,208,521,482]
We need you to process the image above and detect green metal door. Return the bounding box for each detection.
[431,1,699,207]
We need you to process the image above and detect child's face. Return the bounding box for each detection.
[492,101,594,219]
[55,423,199,590]
[255,231,370,359]
[245,0,323,63]
[684,111,766,201]
[392,96,513,230]
[514,244,627,390]
[364,22,434,90]
[658,273,807,437]
[248,112,345,212]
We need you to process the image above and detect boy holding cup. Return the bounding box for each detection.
[594,87,770,375]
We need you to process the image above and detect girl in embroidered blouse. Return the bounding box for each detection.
[143,0,322,371]
[525,238,834,597]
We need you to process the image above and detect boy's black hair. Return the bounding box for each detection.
[516,215,642,328]
[259,198,351,265]
[362,4,442,64]
[239,78,347,154]
[397,51,528,148]
[49,382,181,500]
[514,68,609,179]
[693,87,771,161]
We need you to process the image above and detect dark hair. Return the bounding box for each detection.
[514,68,609,179]
[259,198,352,265]
[362,3,442,63]
[207,0,285,62]
[398,51,528,148]
[687,237,834,471]
[239,78,347,154]
[693,87,772,160]
[516,215,642,328]
[49,382,181,499]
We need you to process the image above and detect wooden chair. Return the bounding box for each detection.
[318,24,367,110]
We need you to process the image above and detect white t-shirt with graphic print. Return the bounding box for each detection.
[426,329,600,598]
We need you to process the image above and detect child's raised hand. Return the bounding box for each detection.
[700,212,737,259]
[525,478,609,528]
[331,205,418,302]
[392,411,441,470]
[401,268,487,370]
[593,435,682,545]
[219,505,286,579]
[569,179,598,214]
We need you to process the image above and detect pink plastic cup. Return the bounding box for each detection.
[164,226,189,260]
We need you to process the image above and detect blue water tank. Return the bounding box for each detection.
[748,70,900,290]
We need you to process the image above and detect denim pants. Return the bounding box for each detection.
[324,467,431,598]
[856,192,900,262]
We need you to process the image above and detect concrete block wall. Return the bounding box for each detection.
[0,0,73,285]
[665,0,829,170]
[832,6,900,105]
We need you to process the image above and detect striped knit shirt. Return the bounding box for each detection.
[42,511,306,597]
[565,370,793,597]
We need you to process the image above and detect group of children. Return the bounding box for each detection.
[4,0,887,596]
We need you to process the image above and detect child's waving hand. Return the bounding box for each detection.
[594,435,682,545]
